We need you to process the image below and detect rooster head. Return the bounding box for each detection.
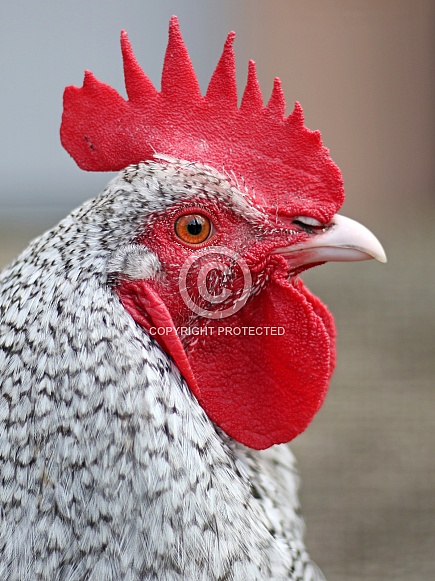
[61,17,386,449]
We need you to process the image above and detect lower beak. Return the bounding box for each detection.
[274,214,387,265]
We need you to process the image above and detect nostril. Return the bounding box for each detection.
[292,216,327,233]
[293,216,325,227]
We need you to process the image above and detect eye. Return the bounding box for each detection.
[174,213,212,245]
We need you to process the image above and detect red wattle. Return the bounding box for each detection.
[116,280,199,397]
[187,273,334,449]
[118,272,335,450]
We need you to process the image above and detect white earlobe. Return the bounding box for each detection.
[107,244,162,280]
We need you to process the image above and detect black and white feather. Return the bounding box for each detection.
[0,159,324,580]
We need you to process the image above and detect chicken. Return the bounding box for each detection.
[0,17,386,580]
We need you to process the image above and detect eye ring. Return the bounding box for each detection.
[174,213,212,245]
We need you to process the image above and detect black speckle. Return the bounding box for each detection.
[84,135,96,150]
[251,484,262,500]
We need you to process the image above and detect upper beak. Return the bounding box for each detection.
[274,214,387,265]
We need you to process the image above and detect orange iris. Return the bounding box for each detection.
[175,214,212,245]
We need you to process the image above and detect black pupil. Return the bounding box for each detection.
[187,218,203,236]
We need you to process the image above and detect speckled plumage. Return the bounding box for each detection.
[0,159,324,580]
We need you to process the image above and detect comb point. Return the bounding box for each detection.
[169,15,180,31]
[121,31,157,102]
[288,101,305,126]
[81,70,104,93]
[206,31,238,108]
[240,60,263,113]
[162,15,201,102]
[265,78,286,120]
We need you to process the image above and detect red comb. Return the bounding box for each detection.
[61,16,344,220]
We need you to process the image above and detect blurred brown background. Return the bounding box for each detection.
[1,1,434,579]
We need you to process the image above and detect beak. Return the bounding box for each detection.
[274,214,387,265]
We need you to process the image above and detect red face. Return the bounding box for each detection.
[116,191,344,450]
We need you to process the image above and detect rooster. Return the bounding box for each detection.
[0,17,385,580]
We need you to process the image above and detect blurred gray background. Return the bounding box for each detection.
[1,1,434,579]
